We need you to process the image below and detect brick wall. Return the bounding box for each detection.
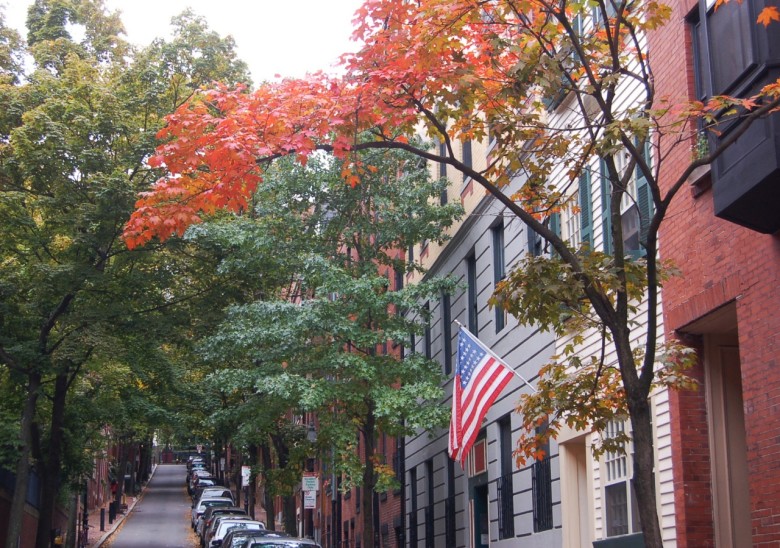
[651,0,780,545]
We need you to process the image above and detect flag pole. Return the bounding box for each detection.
[453,319,538,393]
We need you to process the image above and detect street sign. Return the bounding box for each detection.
[302,473,319,492]
[242,466,251,487]
[304,491,316,509]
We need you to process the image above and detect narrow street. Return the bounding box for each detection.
[106,464,196,548]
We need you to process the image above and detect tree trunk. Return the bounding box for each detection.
[283,495,297,536]
[260,444,275,531]
[628,391,663,548]
[233,446,241,509]
[36,371,69,548]
[362,406,376,548]
[5,373,41,548]
[248,444,258,520]
[64,489,78,548]
[116,440,129,507]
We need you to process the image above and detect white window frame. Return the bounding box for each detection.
[562,192,582,248]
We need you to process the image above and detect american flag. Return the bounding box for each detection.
[449,327,514,465]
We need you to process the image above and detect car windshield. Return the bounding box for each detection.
[201,489,231,498]
[201,499,232,509]
[216,521,262,537]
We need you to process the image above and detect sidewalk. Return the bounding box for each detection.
[84,465,157,547]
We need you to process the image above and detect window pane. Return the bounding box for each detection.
[605,482,629,537]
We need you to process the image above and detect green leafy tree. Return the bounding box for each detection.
[121,1,780,544]
[196,149,462,544]
[0,2,250,545]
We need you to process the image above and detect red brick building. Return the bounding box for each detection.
[652,1,780,546]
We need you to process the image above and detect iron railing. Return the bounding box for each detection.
[532,456,554,532]
[497,472,515,539]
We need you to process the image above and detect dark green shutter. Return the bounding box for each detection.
[600,158,613,254]
[579,169,593,249]
[549,211,561,257]
[635,138,653,255]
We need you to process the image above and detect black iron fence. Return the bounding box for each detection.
[496,472,515,539]
[532,456,554,532]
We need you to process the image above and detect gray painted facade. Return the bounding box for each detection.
[404,189,562,548]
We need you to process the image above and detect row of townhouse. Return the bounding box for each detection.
[295,1,779,546]
[399,1,780,547]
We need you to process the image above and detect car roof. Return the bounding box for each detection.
[198,487,231,495]
[246,540,321,548]
[202,506,246,519]
[225,530,289,541]
[214,520,264,537]
[211,515,255,530]
[197,497,234,507]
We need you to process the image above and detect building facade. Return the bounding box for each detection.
[651,0,780,546]
[402,138,562,548]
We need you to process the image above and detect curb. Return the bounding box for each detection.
[92,464,158,548]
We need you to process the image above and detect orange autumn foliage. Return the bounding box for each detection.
[123,0,779,248]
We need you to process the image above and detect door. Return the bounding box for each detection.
[706,342,751,547]
[472,484,489,548]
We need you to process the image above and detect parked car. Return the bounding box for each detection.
[198,507,247,542]
[220,529,290,548]
[187,462,208,484]
[189,470,216,494]
[203,514,254,547]
[191,496,234,529]
[244,539,321,548]
[207,517,264,548]
[193,485,234,503]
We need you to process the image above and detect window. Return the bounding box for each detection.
[439,141,449,205]
[492,222,507,332]
[527,222,544,257]
[592,0,617,26]
[425,459,435,548]
[462,140,473,182]
[603,420,642,537]
[441,291,453,375]
[579,169,594,248]
[394,268,404,292]
[562,192,582,249]
[600,140,653,258]
[393,437,404,493]
[497,416,515,539]
[469,435,488,477]
[563,169,594,250]
[408,244,414,265]
[409,466,418,547]
[439,141,447,178]
[532,421,554,532]
[446,457,456,546]
[466,254,479,336]
[690,0,755,98]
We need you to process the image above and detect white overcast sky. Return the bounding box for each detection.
[3,0,365,82]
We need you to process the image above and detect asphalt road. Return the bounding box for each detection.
[106,464,197,548]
